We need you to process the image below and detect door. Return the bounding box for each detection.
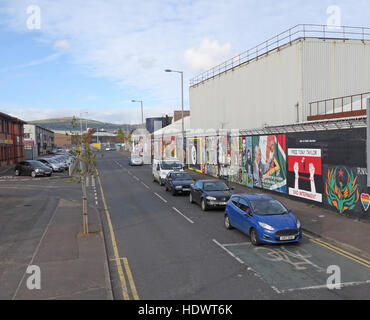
[23,162,32,175]
[236,198,253,234]
[193,181,203,204]
[227,196,240,229]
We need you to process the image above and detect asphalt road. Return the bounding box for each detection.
[96,152,370,300]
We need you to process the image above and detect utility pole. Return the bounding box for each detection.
[165,69,185,165]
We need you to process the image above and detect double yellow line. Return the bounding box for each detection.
[304,232,370,269]
[96,170,139,300]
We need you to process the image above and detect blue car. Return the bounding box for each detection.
[224,194,302,246]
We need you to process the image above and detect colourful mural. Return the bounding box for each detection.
[288,148,322,202]
[163,136,176,159]
[179,128,369,220]
[325,167,360,214]
[252,135,287,193]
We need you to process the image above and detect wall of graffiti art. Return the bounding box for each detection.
[153,127,368,220]
[287,128,368,219]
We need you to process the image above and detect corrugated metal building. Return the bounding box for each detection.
[189,25,370,130]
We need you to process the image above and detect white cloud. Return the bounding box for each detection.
[0,52,62,72]
[53,40,71,51]
[2,0,370,111]
[184,39,232,72]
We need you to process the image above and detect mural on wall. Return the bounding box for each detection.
[325,167,360,214]
[187,137,202,172]
[153,138,162,160]
[163,136,176,159]
[204,136,218,177]
[218,135,230,178]
[288,148,323,202]
[229,136,240,183]
[241,136,254,188]
[252,135,287,193]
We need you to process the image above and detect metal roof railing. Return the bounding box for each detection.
[190,24,370,87]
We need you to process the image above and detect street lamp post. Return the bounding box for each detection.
[165,69,185,165]
[132,100,144,127]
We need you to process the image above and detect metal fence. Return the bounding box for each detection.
[190,24,370,87]
[309,92,370,119]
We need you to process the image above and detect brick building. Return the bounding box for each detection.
[0,112,25,167]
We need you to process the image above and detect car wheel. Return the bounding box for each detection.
[172,188,177,196]
[189,193,194,204]
[15,169,20,176]
[201,198,208,211]
[165,186,168,191]
[31,171,37,178]
[224,215,233,230]
[250,228,261,246]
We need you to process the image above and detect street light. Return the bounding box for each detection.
[132,100,144,127]
[165,69,185,165]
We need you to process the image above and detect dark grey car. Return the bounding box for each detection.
[15,160,53,178]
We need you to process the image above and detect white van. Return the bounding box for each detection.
[152,159,184,185]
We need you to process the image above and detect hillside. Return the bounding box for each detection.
[29,117,139,132]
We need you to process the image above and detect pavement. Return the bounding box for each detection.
[182,162,370,261]
[0,174,113,300]
[0,164,14,176]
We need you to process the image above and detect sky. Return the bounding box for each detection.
[0,0,369,124]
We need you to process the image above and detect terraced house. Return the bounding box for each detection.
[0,111,25,167]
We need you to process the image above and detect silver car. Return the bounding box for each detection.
[38,158,65,172]
[129,155,143,166]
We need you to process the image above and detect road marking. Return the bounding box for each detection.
[172,207,194,224]
[141,181,150,189]
[109,257,140,300]
[154,192,168,203]
[96,169,135,300]
[286,280,370,292]
[304,232,370,269]
[222,242,251,247]
[133,175,140,182]
[113,160,122,168]
[212,239,245,265]
[122,258,140,300]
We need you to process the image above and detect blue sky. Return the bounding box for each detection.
[0,0,369,124]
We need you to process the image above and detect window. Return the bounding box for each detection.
[238,198,250,212]
[203,181,229,191]
[195,181,202,189]
[250,199,288,216]
[231,196,239,207]
[173,173,192,181]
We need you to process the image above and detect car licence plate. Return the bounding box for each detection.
[183,188,190,191]
[280,236,296,241]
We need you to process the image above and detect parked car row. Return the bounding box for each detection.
[15,151,75,178]
[150,159,302,246]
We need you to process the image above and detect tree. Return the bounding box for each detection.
[116,128,125,143]
[68,117,101,234]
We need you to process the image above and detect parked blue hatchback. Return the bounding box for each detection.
[224,194,302,245]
